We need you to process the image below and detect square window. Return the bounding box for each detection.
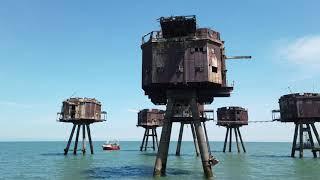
[212,66,218,73]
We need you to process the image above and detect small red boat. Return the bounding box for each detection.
[102,140,120,151]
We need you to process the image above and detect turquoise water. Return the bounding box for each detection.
[1,141,320,179]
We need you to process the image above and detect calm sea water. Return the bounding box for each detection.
[1,141,320,180]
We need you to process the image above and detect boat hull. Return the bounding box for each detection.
[102,145,120,151]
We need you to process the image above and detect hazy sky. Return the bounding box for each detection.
[1,0,320,142]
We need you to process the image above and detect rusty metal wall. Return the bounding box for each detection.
[279,93,320,122]
[141,27,232,105]
[59,98,103,121]
[217,106,248,126]
[137,109,165,127]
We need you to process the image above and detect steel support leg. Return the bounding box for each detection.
[86,124,94,154]
[191,123,200,156]
[311,123,320,146]
[291,124,299,157]
[223,127,229,152]
[176,123,184,156]
[203,122,211,154]
[73,125,81,155]
[64,124,77,155]
[299,124,303,158]
[145,128,150,151]
[229,126,232,152]
[140,128,147,151]
[234,127,240,153]
[152,128,156,151]
[237,128,246,153]
[306,124,317,158]
[155,129,159,149]
[82,125,86,154]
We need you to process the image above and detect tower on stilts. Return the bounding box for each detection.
[217,106,248,153]
[140,15,251,177]
[57,98,106,155]
[272,93,320,158]
[137,109,164,151]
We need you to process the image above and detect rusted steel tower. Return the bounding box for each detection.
[175,106,214,157]
[141,15,250,177]
[57,97,106,155]
[272,93,320,158]
[217,107,248,153]
[137,109,164,151]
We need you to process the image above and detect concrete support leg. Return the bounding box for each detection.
[190,98,213,178]
[73,125,81,155]
[153,99,174,176]
[86,124,94,154]
[223,127,229,153]
[64,124,77,155]
[176,123,184,156]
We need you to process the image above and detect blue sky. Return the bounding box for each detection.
[1,0,320,141]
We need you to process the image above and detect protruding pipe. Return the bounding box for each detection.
[226,56,252,59]
[64,124,76,155]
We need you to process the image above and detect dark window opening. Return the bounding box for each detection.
[199,47,203,52]
[195,48,198,52]
[212,66,218,73]
[71,105,76,119]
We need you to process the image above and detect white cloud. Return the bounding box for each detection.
[278,35,320,68]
